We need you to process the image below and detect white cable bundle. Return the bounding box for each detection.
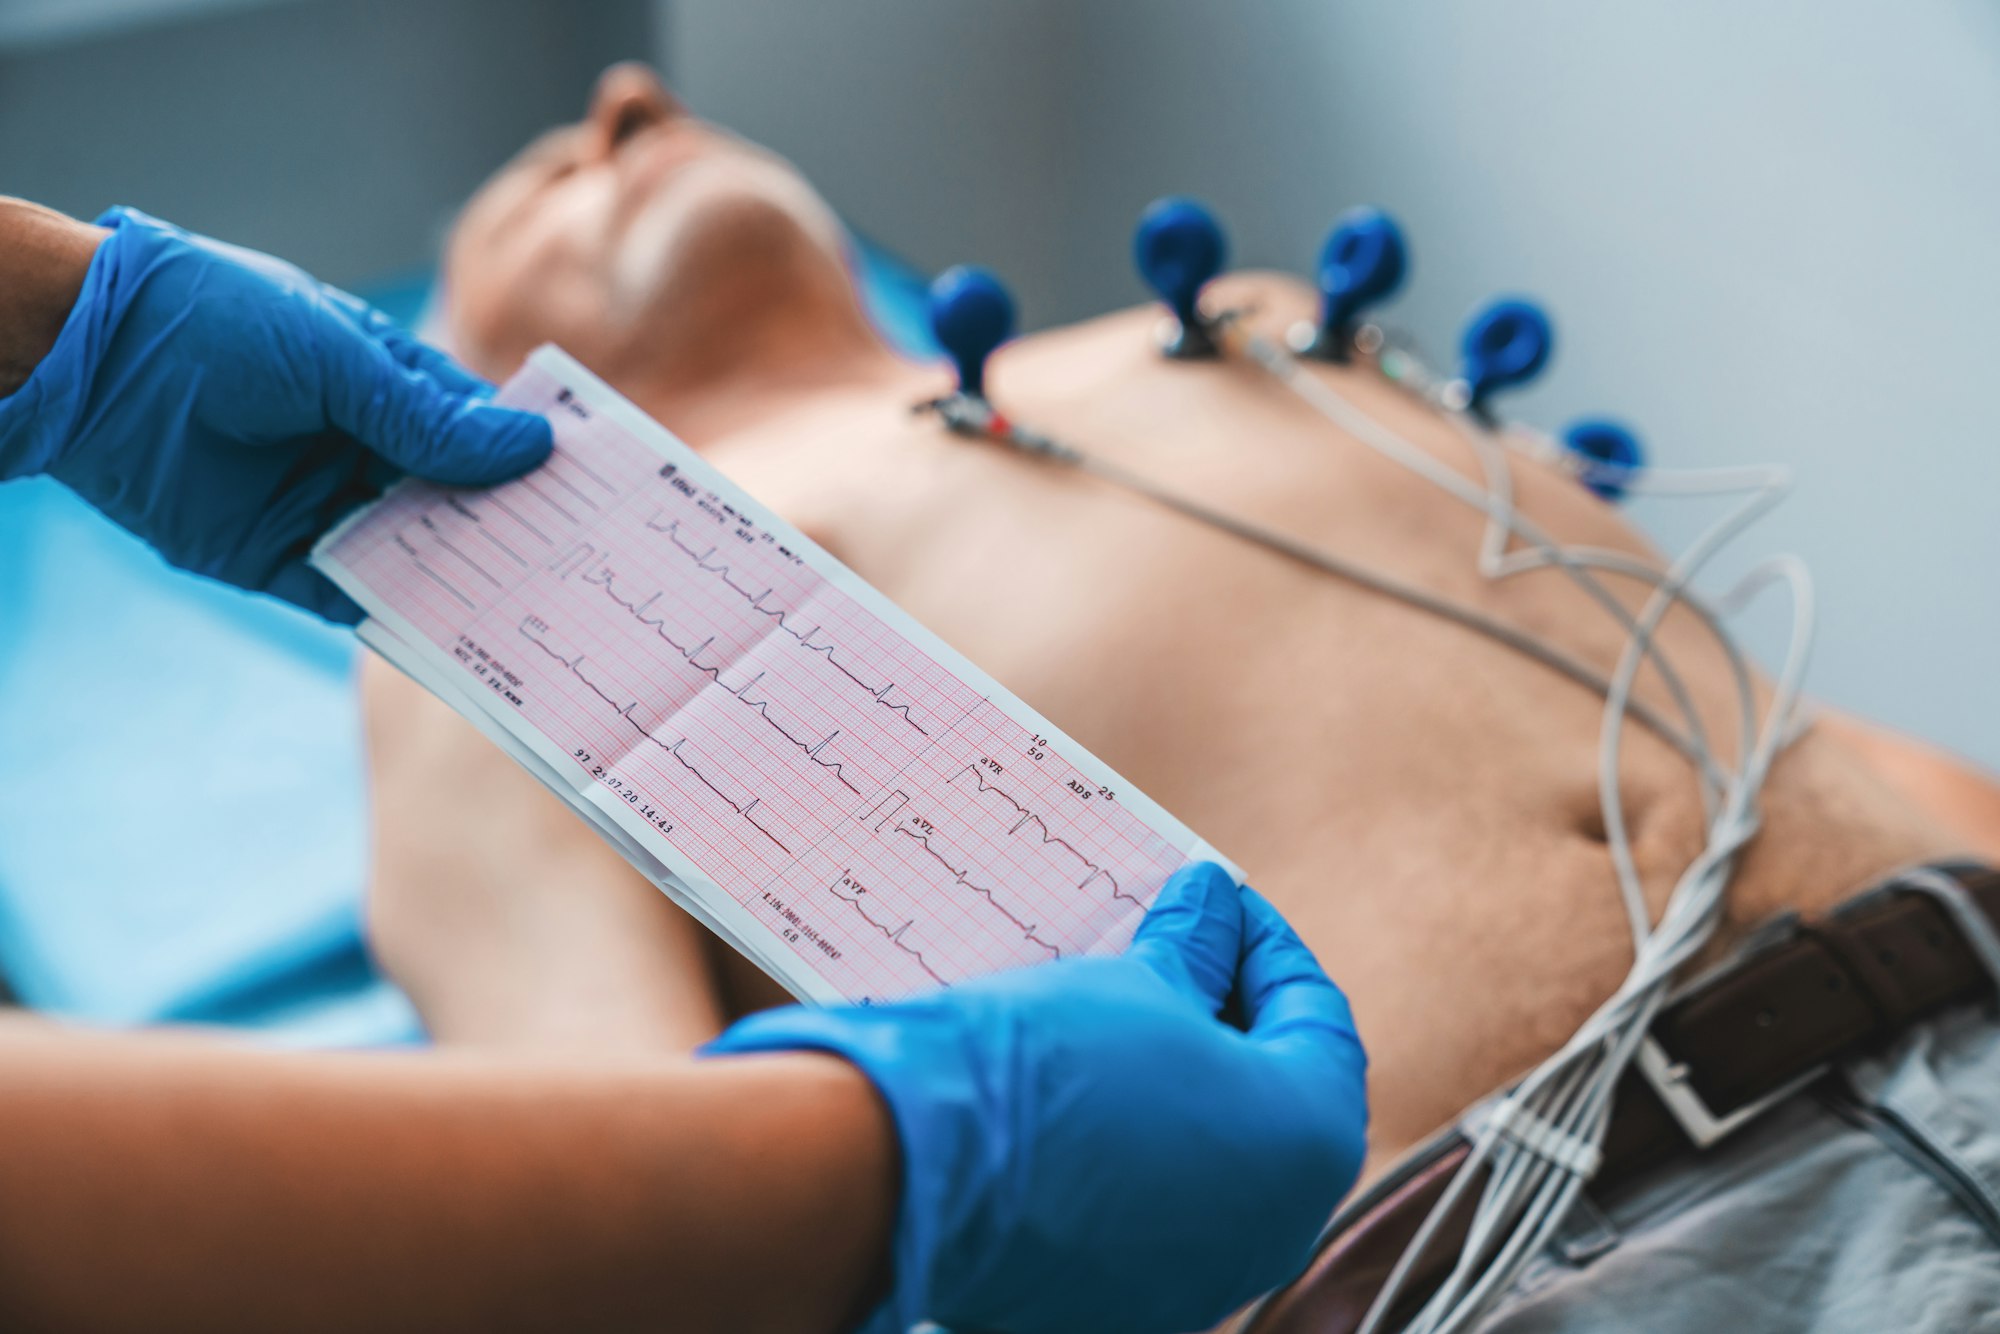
[1225,328,1816,1334]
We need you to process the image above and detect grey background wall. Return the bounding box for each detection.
[5,0,1996,764]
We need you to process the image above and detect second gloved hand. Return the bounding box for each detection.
[0,208,553,622]
[705,863,1368,1334]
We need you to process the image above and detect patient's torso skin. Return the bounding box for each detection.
[665,274,1962,1166]
[371,66,2000,1181]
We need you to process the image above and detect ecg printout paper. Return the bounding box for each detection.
[315,346,1228,1004]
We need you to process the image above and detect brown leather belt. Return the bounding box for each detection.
[1246,861,2000,1334]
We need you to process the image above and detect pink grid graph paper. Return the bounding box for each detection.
[316,348,1222,1002]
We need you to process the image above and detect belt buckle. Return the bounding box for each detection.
[1634,1037,1825,1150]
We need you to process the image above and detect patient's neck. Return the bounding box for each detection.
[611,254,925,446]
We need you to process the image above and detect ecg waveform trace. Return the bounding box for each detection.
[315,349,1210,1002]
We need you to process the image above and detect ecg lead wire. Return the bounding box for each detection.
[921,395,1710,768]
[1226,322,1753,806]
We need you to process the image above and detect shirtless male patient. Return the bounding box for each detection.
[368,63,2000,1327]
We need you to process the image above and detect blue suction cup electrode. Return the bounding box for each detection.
[1134,196,1227,358]
[928,265,1017,400]
[1301,206,1408,361]
[1459,297,1553,416]
[1561,418,1646,502]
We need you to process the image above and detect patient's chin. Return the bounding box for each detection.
[441,197,844,394]
[623,183,846,326]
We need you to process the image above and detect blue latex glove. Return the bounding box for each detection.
[706,863,1368,1334]
[0,208,552,623]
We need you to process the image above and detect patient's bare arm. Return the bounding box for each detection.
[364,656,729,1052]
[0,1017,893,1332]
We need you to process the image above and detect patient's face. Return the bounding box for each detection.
[443,64,865,389]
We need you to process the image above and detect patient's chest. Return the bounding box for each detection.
[714,280,1708,875]
[705,276,1955,1165]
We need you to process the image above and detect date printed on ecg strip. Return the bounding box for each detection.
[314,347,1228,1004]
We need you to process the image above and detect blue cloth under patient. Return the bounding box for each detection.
[0,238,934,1044]
[0,477,420,1043]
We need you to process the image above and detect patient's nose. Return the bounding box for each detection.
[586,62,681,157]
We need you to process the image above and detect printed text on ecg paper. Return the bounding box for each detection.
[318,350,1213,1003]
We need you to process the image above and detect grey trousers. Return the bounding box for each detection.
[1483,1003,2000,1332]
